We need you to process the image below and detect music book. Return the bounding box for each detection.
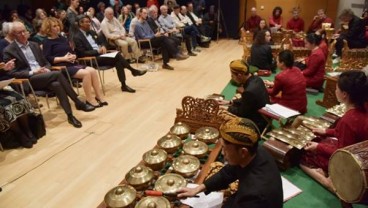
[0,78,14,89]
[263,104,300,119]
[99,51,119,58]
[282,176,302,202]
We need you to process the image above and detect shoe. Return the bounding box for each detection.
[68,115,82,128]
[75,102,95,112]
[131,69,147,77]
[176,53,189,61]
[86,101,102,108]
[162,63,174,70]
[121,85,136,93]
[200,35,211,42]
[95,97,108,106]
[188,52,197,56]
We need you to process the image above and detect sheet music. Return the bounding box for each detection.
[180,183,223,208]
[0,78,14,89]
[264,104,300,119]
[99,51,119,58]
[282,176,302,202]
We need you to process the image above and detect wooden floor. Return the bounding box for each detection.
[0,40,242,208]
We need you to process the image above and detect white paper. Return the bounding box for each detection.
[99,51,119,58]
[282,176,302,202]
[180,183,223,208]
[0,78,14,89]
[264,104,300,119]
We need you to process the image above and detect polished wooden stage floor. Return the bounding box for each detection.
[0,39,242,208]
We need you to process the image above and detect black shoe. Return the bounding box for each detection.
[68,115,82,128]
[95,97,108,106]
[131,69,147,77]
[121,85,136,93]
[162,64,174,70]
[188,52,197,56]
[75,102,95,112]
[86,101,102,108]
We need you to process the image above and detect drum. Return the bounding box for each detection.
[329,140,368,204]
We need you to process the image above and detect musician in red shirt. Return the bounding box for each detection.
[245,7,262,33]
[300,70,368,192]
[286,9,304,33]
[307,9,334,33]
[302,33,326,90]
[269,6,283,31]
[264,50,307,114]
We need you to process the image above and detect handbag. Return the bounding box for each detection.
[28,113,46,139]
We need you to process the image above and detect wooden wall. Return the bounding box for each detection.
[239,0,339,32]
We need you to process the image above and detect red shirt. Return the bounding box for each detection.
[308,17,334,33]
[245,15,262,32]
[147,0,159,7]
[267,67,307,114]
[303,47,326,89]
[319,40,328,59]
[269,16,283,27]
[286,17,305,32]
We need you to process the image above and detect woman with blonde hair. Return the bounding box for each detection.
[42,17,107,108]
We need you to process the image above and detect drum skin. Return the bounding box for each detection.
[329,141,368,204]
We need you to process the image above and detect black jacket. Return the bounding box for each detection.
[73,29,107,57]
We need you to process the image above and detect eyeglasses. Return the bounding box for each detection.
[14,30,28,36]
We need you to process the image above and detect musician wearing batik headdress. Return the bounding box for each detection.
[177,117,283,208]
[218,60,270,132]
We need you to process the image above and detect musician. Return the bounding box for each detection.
[334,9,368,57]
[177,117,283,208]
[307,9,334,33]
[264,50,307,114]
[217,60,270,132]
[244,7,262,33]
[269,6,283,31]
[248,30,276,72]
[286,8,305,33]
[300,70,368,192]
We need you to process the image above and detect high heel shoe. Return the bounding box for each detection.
[86,101,102,108]
[95,97,108,106]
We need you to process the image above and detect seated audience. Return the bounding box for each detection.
[300,70,368,192]
[334,9,368,57]
[248,30,276,72]
[86,7,102,33]
[219,60,270,132]
[30,22,47,46]
[119,6,134,33]
[192,0,206,16]
[300,33,326,90]
[32,8,47,31]
[269,6,283,31]
[3,21,94,128]
[164,0,178,12]
[42,17,107,108]
[264,50,307,113]
[73,15,146,93]
[186,3,205,34]
[96,2,106,22]
[177,117,283,208]
[286,8,305,33]
[0,22,14,62]
[180,6,210,44]
[202,5,219,39]
[135,8,187,70]
[307,9,334,33]
[0,59,37,148]
[66,0,80,37]
[244,7,262,33]
[101,7,143,63]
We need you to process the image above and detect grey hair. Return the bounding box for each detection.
[2,22,13,36]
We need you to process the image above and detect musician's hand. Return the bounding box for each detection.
[312,128,326,136]
[264,80,274,88]
[304,141,318,151]
[177,184,205,198]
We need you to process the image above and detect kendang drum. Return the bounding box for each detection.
[329,140,368,204]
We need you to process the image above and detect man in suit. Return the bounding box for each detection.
[74,15,146,93]
[3,21,94,128]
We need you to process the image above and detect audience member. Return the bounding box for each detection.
[264,50,307,113]
[66,0,80,37]
[32,8,47,31]
[41,17,106,108]
[0,22,14,61]
[119,6,135,33]
[86,7,102,33]
[245,7,262,33]
[101,7,143,63]
[300,70,368,192]
[3,22,94,128]
[96,2,106,22]
[74,15,146,93]
[202,5,219,39]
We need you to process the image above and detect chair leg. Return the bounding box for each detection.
[0,142,4,152]
[25,80,42,115]
[92,59,105,95]
[45,94,50,109]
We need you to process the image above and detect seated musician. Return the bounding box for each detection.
[286,7,305,33]
[264,50,307,114]
[297,33,326,90]
[269,6,283,32]
[244,7,262,33]
[334,9,368,58]
[177,117,283,208]
[218,60,270,132]
[307,9,334,34]
[300,70,368,192]
[248,30,276,72]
